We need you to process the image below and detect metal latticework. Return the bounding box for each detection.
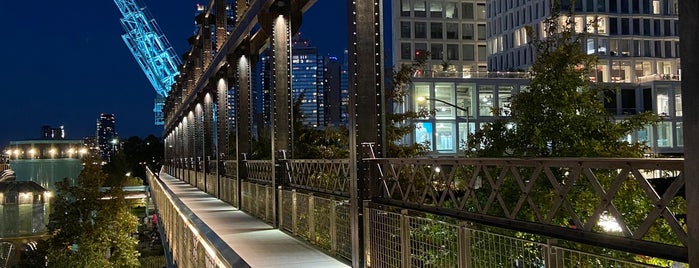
[113,0,182,125]
[0,242,13,268]
[287,159,351,197]
[246,160,274,184]
[370,158,687,261]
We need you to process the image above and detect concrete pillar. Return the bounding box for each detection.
[678,1,699,265]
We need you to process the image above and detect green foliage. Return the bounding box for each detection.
[462,2,681,265]
[104,135,163,185]
[250,127,272,160]
[292,94,349,159]
[28,154,140,267]
[386,50,432,158]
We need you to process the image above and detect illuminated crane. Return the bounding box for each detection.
[114,0,182,125]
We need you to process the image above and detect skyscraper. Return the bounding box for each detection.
[324,56,343,126]
[292,35,325,128]
[96,113,118,160]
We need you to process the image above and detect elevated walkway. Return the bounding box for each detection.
[152,172,349,268]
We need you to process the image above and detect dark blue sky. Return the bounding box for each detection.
[0,0,346,146]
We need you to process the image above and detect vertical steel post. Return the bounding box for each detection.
[271,3,292,228]
[292,189,298,233]
[348,0,386,266]
[679,1,699,265]
[400,210,410,268]
[330,199,338,254]
[458,222,472,268]
[309,193,315,242]
[203,94,214,195]
[214,0,228,51]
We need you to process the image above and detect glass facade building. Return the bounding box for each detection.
[292,37,325,128]
[409,77,529,153]
[392,0,683,155]
[393,0,489,77]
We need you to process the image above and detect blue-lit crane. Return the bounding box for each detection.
[114,0,182,125]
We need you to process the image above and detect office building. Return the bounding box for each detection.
[292,35,325,128]
[392,0,489,77]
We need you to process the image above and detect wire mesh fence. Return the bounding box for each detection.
[365,208,668,268]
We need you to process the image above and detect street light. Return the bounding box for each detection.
[416,96,470,115]
[417,96,471,151]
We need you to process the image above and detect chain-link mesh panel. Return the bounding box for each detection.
[296,192,310,240]
[408,216,459,267]
[241,181,252,213]
[368,208,402,268]
[469,230,546,268]
[556,246,657,268]
[313,197,333,251]
[281,190,294,232]
[336,201,352,261]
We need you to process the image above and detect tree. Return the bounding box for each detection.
[26,153,140,267]
[104,135,163,186]
[291,94,349,159]
[386,50,433,157]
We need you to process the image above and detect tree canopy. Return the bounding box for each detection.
[25,153,140,267]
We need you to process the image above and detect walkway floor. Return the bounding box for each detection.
[158,172,350,268]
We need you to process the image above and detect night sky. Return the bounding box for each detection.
[0,0,346,146]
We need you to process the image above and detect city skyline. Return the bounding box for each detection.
[0,1,347,146]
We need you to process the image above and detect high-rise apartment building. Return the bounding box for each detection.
[96,113,118,160]
[392,0,489,77]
